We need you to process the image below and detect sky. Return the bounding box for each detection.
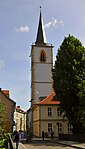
[0,0,85,111]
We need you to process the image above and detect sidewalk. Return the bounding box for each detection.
[32,137,85,149]
[14,138,85,149]
[14,142,27,149]
[54,140,85,149]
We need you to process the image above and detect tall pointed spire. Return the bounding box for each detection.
[35,6,47,44]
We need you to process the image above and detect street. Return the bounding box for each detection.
[22,140,75,149]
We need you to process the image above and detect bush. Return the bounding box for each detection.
[0,132,9,149]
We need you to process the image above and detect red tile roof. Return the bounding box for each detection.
[37,92,60,105]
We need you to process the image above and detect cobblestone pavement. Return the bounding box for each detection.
[22,140,75,149]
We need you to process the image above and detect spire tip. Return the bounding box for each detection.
[40,6,42,12]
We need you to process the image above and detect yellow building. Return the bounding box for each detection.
[33,92,72,137]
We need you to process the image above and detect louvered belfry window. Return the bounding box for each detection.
[40,50,46,62]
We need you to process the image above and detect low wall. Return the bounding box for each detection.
[44,132,51,138]
[59,134,85,143]
[9,134,15,149]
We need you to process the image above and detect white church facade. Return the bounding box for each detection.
[30,9,53,104]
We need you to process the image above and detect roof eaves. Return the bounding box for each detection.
[0,90,16,105]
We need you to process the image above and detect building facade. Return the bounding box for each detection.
[33,92,72,137]
[14,106,26,132]
[0,89,16,132]
[26,108,32,133]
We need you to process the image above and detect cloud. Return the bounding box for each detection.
[15,25,29,32]
[0,60,4,69]
[44,17,64,29]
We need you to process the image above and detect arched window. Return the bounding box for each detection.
[40,50,46,62]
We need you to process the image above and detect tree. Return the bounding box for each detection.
[0,101,9,149]
[0,101,6,131]
[52,35,85,134]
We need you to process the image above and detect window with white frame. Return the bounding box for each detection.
[57,107,61,117]
[48,107,52,116]
[58,123,63,133]
[48,123,52,132]
[68,123,72,133]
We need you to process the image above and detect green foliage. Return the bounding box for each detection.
[0,101,6,130]
[0,132,9,149]
[52,35,85,134]
[0,102,8,148]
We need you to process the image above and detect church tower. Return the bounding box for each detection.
[31,7,53,105]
